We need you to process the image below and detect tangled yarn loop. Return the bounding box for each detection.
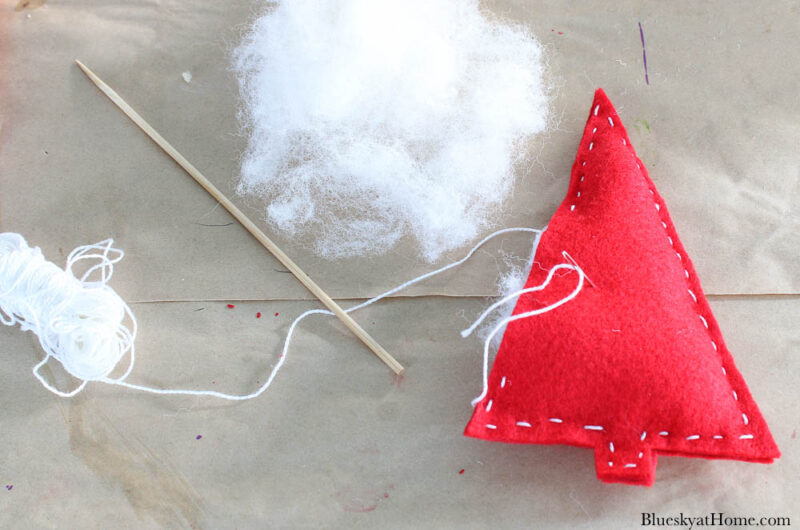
[0,233,136,397]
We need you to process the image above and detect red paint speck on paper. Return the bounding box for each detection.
[558,31,564,35]
[459,469,465,475]
[274,312,279,317]
[227,304,235,309]
[383,493,389,499]
[256,312,262,318]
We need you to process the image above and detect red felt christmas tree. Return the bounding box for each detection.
[464,89,780,486]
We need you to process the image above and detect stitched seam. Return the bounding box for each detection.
[639,153,750,431]
[482,102,756,457]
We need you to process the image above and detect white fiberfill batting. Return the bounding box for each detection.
[234,0,549,261]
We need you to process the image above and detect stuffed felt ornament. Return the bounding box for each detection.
[464,89,780,486]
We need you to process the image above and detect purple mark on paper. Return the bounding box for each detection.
[196,435,202,440]
[5,485,12,491]
[638,22,650,85]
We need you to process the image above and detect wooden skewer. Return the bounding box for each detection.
[75,59,404,375]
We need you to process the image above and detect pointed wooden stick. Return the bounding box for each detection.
[75,59,404,375]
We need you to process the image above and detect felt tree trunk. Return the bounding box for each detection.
[464,89,779,486]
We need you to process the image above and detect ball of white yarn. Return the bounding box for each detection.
[234,0,549,262]
[0,233,136,396]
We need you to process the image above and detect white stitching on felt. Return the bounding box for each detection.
[571,108,600,213]
[641,151,752,433]
[608,461,613,467]
[480,103,756,454]
[624,463,637,468]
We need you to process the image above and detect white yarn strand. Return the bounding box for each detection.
[110,227,545,400]
[0,233,136,397]
[2,228,572,402]
[463,262,585,407]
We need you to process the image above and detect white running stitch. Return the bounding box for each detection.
[640,153,752,433]
[479,104,754,450]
